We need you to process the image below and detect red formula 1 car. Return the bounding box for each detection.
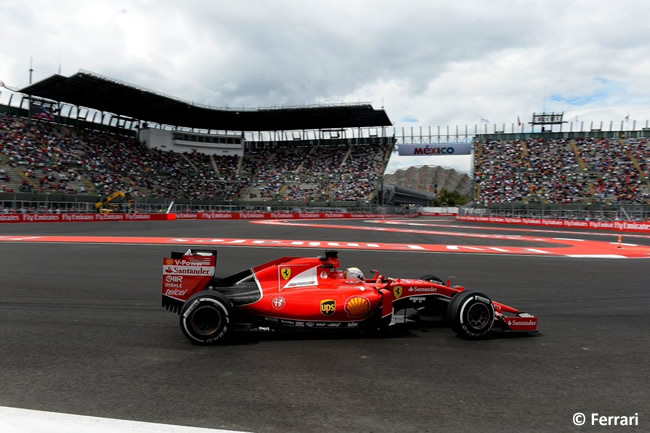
[162,250,538,344]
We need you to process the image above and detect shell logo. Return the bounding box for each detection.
[345,296,370,316]
[165,259,174,265]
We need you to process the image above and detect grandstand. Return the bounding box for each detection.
[0,71,397,212]
[0,112,396,209]
[1,71,649,220]
[474,136,649,205]
[470,127,649,221]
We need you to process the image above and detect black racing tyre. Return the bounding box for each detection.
[180,291,231,345]
[420,274,444,284]
[446,291,495,339]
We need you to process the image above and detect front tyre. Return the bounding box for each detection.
[180,291,231,345]
[420,274,444,284]
[446,291,494,339]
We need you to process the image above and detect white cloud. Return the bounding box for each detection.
[385,154,473,175]
[2,0,650,175]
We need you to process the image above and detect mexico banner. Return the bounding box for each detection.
[398,142,472,156]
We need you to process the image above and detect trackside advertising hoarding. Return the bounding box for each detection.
[0,212,416,223]
[3,213,646,232]
[398,142,472,156]
[187,212,417,220]
[0,213,174,223]
[457,215,650,233]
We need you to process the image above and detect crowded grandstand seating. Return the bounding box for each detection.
[0,112,247,200]
[474,137,649,204]
[5,111,647,206]
[0,112,392,204]
[236,140,391,202]
[0,113,89,194]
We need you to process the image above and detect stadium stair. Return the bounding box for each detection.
[339,145,353,169]
[180,153,199,172]
[295,147,315,172]
[210,155,220,175]
[517,140,532,170]
[570,140,587,171]
[236,155,244,174]
[520,139,529,158]
[0,161,25,192]
[626,150,646,180]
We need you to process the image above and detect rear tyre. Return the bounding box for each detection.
[446,291,494,339]
[180,291,231,344]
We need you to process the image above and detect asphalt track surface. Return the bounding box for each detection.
[1,217,649,433]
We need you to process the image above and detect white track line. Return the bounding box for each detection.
[0,407,252,433]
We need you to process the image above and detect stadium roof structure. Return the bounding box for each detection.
[19,71,392,131]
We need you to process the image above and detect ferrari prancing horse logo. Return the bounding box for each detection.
[393,286,403,299]
[281,267,292,280]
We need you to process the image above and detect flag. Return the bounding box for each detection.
[517,115,521,126]
[480,117,489,123]
[624,114,629,122]
[31,101,55,121]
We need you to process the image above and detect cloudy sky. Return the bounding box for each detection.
[2,0,650,174]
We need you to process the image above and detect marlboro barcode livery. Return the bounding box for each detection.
[162,250,538,344]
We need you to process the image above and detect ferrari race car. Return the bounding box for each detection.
[162,250,538,344]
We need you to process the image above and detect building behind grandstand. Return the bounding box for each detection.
[385,166,472,197]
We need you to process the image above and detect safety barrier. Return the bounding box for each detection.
[0,212,417,223]
[457,215,650,233]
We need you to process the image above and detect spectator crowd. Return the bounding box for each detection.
[475,137,649,204]
[4,112,646,206]
[0,113,391,203]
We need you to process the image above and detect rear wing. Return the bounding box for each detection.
[162,249,217,314]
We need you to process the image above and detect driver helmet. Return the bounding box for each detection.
[344,267,365,281]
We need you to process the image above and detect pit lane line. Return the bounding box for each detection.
[0,234,648,258]
[0,407,251,433]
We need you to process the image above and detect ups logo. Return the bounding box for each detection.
[320,299,336,316]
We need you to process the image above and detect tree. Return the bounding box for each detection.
[430,188,472,207]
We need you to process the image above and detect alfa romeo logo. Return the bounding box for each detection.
[272,296,286,310]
